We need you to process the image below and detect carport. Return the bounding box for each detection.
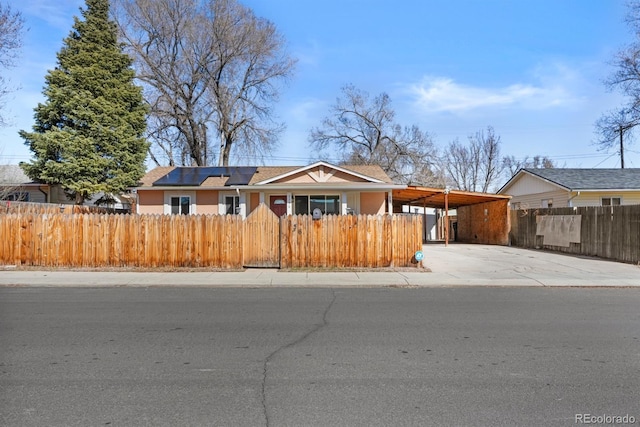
[392,186,512,245]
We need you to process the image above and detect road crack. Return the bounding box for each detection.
[514,272,547,286]
[260,289,337,427]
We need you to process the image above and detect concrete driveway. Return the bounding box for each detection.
[422,243,640,286]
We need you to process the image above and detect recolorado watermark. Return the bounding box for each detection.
[575,414,637,424]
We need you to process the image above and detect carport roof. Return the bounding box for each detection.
[392,186,511,209]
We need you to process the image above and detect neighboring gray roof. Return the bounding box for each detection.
[523,168,640,190]
[0,165,31,185]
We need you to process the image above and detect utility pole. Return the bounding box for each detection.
[619,125,625,169]
[443,187,450,247]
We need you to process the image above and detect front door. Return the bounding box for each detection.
[269,195,287,217]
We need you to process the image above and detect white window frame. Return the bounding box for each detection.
[346,192,360,215]
[164,191,196,215]
[601,196,621,206]
[292,193,341,215]
[219,191,246,217]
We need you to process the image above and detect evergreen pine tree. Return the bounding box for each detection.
[19,0,147,204]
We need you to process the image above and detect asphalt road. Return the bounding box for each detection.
[1,287,639,426]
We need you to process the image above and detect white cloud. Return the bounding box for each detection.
[287,98,326,123]
[408,73,583,113]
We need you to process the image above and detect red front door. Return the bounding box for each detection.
[269,195,287,217]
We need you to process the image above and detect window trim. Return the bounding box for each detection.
[219,191,246,217]
[171,196,191,215]
[224,195,240,215]
[293,193,341,215]
[601,196,621,206]
[163,191,196,215]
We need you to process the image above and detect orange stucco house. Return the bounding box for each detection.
[135,161,405,217]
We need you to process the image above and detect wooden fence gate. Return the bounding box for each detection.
[242,204,280,267]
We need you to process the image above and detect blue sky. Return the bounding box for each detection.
[1,0,637,172]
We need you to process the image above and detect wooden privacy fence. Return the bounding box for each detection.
[0,213,243,268]
[510,205,640,264]
[0,208,422,269]
[280,214,422,268]
[1,200,113,215]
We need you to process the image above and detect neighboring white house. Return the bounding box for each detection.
[498,168,640,209]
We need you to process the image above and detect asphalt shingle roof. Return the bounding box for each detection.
[524,168,640,190]
[0,165,31,185]
[139,163,393,187]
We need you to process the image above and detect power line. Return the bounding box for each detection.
[3,148,637,168]
[591,152,619,168]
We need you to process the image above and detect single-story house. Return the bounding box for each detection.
[0,165,49,203]
[0,164,133,211]
[135,161,405,217]
[498,168,640,209]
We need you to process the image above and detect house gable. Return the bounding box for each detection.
[502,171,569,196]
[253,162,386,185]
[267,167,370,185]
[497,169,570,196]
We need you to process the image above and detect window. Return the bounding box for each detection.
[294,195,309,215]
[294,194,340,215]
[171,196,190,215]
[164,191,195,215]
[541,199,553,208]
[225,196,240,215]
[602,197,621,206]
[3,192,29,202]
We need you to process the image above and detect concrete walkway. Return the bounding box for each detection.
[1,244,639,287]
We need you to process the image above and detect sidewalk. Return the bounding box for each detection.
[1,244,639,288]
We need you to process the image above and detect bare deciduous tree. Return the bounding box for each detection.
[595,1,640,167]
[594,108,638,168]
[309,84,441,185]
[443,126,504,192]
[0,3,24,125]
[113,0,296,166]
[502,154,556,178]
[0,164,26,200]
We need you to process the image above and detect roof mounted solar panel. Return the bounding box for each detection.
[153,166,257,186]
[153,168,191,186]
[226,167,258,185]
